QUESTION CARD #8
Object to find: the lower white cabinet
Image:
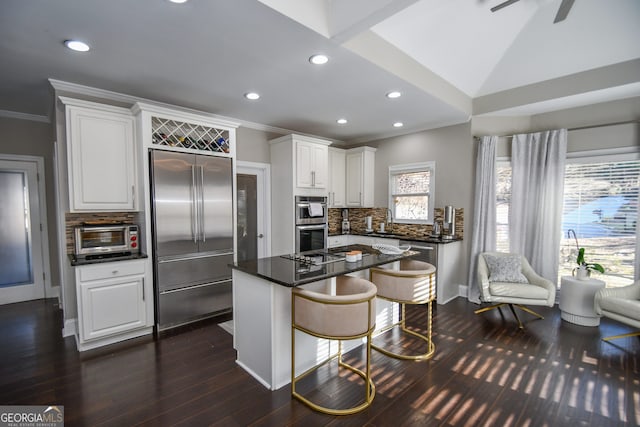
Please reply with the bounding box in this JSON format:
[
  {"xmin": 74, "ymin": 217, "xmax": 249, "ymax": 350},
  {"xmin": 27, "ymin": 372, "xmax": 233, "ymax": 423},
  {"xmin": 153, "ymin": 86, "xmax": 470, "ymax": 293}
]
[{"xmin": 75, "ymin": 259, "xmax": 152, "ymax": 351}]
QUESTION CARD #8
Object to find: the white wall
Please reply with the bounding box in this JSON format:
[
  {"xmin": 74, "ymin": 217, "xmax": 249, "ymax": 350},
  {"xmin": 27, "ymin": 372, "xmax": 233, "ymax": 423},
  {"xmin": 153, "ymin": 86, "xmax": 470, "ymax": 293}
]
[
  {"xmin": 0, "ymin": 117, "xmax": 59, "ymax": 295},
  {"xmin": 364, "ymin": 121, "xmax": 475, "ymax": 289},
  {"xmin": 236, "ymin": 127, "xmax": 282, "ymax": 163}
]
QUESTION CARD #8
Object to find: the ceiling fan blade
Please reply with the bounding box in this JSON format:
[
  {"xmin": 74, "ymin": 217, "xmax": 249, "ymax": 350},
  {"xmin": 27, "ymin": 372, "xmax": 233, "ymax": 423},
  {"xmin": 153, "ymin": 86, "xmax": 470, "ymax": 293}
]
[
  {"xmin": 490, "ymin": 0, "xmax": 520, "ymax": 13},
  {"xmin": 553, "ymin": 0, "xmax": 575, "ymax": 23}
]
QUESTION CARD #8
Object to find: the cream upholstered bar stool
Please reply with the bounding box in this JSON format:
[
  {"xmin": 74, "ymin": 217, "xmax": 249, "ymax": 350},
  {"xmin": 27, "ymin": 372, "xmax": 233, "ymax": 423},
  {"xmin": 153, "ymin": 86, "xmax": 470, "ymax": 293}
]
[
  {"xmin": 291, "ymin": 275, "xmax": 377, "ymax": 416},
  {"xmin": 369, "ymin": 259, "xmax": 436, "ymax": 361}
]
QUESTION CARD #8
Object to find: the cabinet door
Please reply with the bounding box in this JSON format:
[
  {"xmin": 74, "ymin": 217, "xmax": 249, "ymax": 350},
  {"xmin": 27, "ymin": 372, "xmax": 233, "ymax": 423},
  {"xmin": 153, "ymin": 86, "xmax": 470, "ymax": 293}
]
[
  {"xmin": 295, "ymin": 142, "xmax": 313, "ymax": 188},
  {"xmin": 310, "ymin": 143, "xmax": 328, "ymax": 188},
  {"xmin": 68, "ymin": 106, "xmax": 136, "ymax": 210},
  {"xmin": 345, "ymin": 152, "xmax": 363, "ymax": 206},
  {"xmin": 328, "ymin": 148, "xmax": 345, "ymax": 207},
  {"xmin": 79, "ymin": 276, "xmax": 146, "ymax": 341}
]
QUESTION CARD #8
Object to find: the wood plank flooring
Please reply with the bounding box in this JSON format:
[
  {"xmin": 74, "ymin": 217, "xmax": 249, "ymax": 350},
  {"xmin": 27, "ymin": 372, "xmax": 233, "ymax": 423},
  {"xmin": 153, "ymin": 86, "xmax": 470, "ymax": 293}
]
[{"xmin": 0, "ymin": 297, "xmax": 638, "ymax": 426}]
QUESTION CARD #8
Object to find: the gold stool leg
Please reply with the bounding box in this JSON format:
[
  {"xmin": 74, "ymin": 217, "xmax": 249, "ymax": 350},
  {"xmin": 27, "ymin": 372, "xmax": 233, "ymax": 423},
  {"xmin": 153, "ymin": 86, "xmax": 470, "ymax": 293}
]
[
  {"xmin": 373, "ymin": 301, "xmax": 435, "ymax": 361},
  {"xmin": 602, "ymin": 331, "xmax": 640, "ymax": 341}
]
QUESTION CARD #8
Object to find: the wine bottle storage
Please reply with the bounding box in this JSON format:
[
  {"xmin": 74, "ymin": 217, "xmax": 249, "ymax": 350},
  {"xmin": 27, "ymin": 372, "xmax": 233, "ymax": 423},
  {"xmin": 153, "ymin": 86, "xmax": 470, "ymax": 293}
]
[{"xmin": 151, "ymin": 116, "xmax": 230, "ymax": 153}]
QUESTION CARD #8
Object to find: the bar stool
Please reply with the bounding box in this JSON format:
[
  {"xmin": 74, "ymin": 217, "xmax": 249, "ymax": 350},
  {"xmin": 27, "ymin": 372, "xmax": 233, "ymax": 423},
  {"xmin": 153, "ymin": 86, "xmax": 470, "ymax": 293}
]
[
  {"xmin": 369, "ymin": 259, "xmax": 436, "ymax": 361},
  {"xmin": 291, "ymin": 275, "xmax": 377, "ymax": 415}
]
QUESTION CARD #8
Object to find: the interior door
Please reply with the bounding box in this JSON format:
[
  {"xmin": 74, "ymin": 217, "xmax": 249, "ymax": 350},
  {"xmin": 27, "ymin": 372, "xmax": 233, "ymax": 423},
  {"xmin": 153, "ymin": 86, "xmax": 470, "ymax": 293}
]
[
  {"xmin": 237, "ymin": 174, "xmax": 258, "ymax": 262},
  {"xmin": 237, "ymin": 163, "xmax": 270, "ymax": 260},
  {"xmin": 0, "ymin": 159, "xmax": 45, "ymax": 304}
]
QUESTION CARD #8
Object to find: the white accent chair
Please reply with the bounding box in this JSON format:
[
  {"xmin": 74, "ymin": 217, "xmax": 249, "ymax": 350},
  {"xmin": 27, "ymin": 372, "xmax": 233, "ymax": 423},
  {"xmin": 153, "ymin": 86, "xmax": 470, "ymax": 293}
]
[
  {"xmin": 594, "ymin": 281, "xmax": 640, "ymax": 341},
  {"xmin": 475, "ymin": 252, "xmax": 556, "ymax": 329}
]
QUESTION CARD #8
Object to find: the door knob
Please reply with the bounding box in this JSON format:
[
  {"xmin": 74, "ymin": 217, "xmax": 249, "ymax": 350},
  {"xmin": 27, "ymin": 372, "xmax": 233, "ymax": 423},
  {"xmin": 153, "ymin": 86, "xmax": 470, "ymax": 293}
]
[{"xmin": 258, "ymin": 234, "xmax": 264, "ymax": 238}]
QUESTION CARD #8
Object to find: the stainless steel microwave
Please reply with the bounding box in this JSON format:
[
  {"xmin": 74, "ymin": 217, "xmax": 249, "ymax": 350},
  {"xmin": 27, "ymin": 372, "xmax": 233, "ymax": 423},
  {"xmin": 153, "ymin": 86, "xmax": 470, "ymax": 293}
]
[{"xmin": 74, "ymin": 224, "xmax": 140, "ymax": 257}]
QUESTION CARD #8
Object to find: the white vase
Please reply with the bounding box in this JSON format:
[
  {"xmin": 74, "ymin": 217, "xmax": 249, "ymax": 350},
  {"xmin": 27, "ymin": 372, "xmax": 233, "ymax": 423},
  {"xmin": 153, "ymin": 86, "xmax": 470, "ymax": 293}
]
[{"xmin": 572, "ymin": 266, "xmax": 590, "ymax": 281}]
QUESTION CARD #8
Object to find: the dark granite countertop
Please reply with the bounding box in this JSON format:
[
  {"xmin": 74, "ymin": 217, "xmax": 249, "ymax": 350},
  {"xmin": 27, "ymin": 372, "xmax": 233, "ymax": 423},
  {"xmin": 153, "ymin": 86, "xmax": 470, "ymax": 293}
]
[
  {"xmin": 69, "ymin": 252, "xmax": 148, "ymax": 266},
  {"xmin": 328, "ymin": 232, "xmax": 462, "ymax": 244},
  {"xmin": 231, "ymin": 245, "xmax": 419, "ymax": 287}
]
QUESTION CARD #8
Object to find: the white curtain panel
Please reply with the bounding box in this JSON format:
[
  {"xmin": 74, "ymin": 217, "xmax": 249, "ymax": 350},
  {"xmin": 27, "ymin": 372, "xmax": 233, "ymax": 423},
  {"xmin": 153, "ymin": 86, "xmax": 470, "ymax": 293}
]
[
  {"xmin": 467, "ymin": 136, "xmax": 497, "ymax": 303},
  {"xmin": 635, "ymin": 195, "xmax": 640, "ymax": 281},
  {"xmin": 510, "ymin": 129, "xmax": 567, "ymax": 283}
]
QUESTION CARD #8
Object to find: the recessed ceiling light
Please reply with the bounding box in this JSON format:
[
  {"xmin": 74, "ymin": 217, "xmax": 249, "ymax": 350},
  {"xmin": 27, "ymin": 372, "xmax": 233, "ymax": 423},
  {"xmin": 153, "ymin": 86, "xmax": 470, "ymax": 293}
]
[
  {"xmin": 309, "ymin": 54, "xmax": 329, "ymax": 65},
  {"xmin": 244, "ymin": 92, "xmax": 260, "ymax": 100},
  {"xmin": 337, "ymin": 118, "xmax": 348, "ymax": 124},
  {"xmin": 386, "ymin": 91, "xmax": 402, "ymax": 99},
  {"xmin": 169, "ymin": 0, "xmax": 188, "ymax": 3},
  {"xmin": 64, "ymin": 40, "xmax": 90, "ymax": 52},
  {"xmin": 393, "ymin": 122, "xmax": 404, "ymax": 128}
]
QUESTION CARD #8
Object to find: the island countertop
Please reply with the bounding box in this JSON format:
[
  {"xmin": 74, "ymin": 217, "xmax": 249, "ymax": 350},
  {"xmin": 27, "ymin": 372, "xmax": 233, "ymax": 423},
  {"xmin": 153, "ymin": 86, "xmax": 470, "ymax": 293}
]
[{"xmin": 231, "ymin": 245, "xmax": 418, "ymax": 287}]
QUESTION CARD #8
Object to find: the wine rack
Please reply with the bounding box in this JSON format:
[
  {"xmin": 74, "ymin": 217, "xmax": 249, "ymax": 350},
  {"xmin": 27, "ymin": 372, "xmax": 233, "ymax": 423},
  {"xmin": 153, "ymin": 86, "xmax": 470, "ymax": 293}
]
[{"xmin": 151, "ymin": 116, "xmax": 230, "ymax": 154}]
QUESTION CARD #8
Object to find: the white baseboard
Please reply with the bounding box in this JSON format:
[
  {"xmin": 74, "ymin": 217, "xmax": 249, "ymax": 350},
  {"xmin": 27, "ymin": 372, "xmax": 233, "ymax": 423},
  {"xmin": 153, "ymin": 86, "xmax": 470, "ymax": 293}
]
[
  {"xmin": 62, "ymin": 318, "xmax": 77, "ymax": 338},
  {"xmin": 458, "ymin": 284, "xmax": 468, "ymax": 299}
]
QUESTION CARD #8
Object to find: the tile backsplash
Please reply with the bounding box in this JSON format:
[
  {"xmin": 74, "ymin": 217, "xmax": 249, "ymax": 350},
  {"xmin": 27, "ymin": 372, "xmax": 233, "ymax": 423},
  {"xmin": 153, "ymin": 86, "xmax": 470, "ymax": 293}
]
[
  {"xmin": 329, "ymin": 207, "xmax": 464, "ymax": 240},
  {"xmin": 65, "ymin": 212, "xmax": 142, "ymax": 254}
]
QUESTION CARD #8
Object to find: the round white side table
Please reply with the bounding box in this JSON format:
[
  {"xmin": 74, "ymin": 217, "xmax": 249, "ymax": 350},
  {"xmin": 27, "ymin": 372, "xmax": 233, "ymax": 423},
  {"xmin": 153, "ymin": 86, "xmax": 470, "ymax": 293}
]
[{"xmin": 559, "ymin": 276, "xmax": 606, "ymax": 326}]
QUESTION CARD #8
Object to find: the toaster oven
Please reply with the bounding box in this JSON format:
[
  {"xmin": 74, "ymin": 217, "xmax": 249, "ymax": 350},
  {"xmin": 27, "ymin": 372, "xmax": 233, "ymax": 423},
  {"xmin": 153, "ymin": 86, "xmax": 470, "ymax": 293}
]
[{"xmin": 74, "ymin": 224, "xmax": 140, "ymax": 258}]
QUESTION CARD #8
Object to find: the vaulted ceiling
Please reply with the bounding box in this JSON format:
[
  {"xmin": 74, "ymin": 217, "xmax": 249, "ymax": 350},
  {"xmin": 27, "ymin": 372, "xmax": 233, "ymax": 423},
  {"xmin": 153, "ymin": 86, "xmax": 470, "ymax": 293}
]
[{"xmin": 0, "ymin": 0, "xmax": 638, "ymax": 143}]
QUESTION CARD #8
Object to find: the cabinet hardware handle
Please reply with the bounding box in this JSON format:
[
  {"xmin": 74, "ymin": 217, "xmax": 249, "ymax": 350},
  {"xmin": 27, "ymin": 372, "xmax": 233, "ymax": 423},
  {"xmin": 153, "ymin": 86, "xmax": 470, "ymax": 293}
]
[
  {"xmin": 141, "ymin": 278, "xmax": 145, "ymax": 301},
  {"xmin": 112, "ymin": 270, "xmax": 118, "ymax": 274},
  {"xmin": 131, "ymin": 185, "xmax": 135, "ymax": 206},
  {"xmin": 311, "ymin": 171, "xmax": 315, "ymax": 187},
  {"xmin": 258, "ymin": 234, "xmax": 264, "ymax": 238},
  {"xmin": 191, "ymin": 165, "xmax": 197, "ymax": 243},
  {"xmin": 200, "ymin": 165, "xmax": 206, "ymax": 242}
]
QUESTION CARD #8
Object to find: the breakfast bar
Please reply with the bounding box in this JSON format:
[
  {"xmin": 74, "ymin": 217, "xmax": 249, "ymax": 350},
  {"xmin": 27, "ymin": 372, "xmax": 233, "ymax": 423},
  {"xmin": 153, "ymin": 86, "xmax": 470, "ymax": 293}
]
[{"xmin": 230, "ymin": 245, "xmax": 418, "ymax": 390}]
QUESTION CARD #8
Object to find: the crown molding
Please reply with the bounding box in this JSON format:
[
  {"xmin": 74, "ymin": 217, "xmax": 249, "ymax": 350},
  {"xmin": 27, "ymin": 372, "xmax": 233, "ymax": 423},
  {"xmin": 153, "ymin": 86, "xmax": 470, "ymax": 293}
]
[
  {"xmin": 48, "ymin": 79, "xmax": 343, "ymax": 142},
  {"xmin": 0, "ymin": 109, "xmax": 50, "ymax": 123}
]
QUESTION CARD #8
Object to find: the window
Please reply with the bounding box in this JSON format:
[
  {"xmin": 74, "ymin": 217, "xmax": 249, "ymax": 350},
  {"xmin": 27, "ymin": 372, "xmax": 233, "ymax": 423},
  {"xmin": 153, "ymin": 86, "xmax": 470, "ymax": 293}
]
[
  {"xmin": 389, "ymin": 162, "xmax": 435, "ymax": 224},
  {"xmin": 559, "ymin": 158, "xmax": 639, "ymax": 287},
  {"xmin": 495, "ymin": 152, "xmax": 639, "ymax": 287}
]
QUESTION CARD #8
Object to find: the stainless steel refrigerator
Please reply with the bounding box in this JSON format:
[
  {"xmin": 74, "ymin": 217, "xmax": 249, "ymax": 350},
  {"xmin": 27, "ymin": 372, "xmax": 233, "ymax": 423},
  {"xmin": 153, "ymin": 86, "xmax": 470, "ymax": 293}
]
[{"xmin": 150, "ymin": 149, "xmax": 233, "ymax": 331}]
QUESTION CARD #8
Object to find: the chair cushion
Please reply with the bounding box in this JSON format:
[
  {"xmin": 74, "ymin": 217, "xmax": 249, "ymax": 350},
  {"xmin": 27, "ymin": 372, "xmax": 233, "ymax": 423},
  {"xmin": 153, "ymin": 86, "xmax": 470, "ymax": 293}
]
[
  {"xmin": 598, "ymin": 297, "xmax": 640, "ymax": 322},
  {"xmin": 484, "ymin": 254, "xmax": 528, "ymax": 284},
  {"xmin": 489, "ymin": 282, "xmax": 549, "ymax": 299}
]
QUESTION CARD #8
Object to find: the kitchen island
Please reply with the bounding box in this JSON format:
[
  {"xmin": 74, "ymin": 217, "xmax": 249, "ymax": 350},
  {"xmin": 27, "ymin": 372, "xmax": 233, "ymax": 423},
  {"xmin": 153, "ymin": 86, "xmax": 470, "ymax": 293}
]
[{"xmin": 231, "ymin": 245, "xmax": 418, "ymax": 390}]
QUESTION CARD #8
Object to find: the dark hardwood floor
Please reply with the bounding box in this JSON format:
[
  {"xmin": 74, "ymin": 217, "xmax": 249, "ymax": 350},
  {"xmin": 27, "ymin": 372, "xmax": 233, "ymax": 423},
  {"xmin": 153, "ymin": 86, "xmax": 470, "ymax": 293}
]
[{"xmin": 1, "ymin": 297, "xmax": 638, "ymax": 426}]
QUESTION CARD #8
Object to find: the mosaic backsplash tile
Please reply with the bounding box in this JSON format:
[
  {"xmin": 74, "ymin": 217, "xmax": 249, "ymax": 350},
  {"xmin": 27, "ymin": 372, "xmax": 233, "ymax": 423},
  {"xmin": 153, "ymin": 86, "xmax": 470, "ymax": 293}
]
[{"xmin": 329, "ymin": 207, "xmax": 463, "ymax": 240}]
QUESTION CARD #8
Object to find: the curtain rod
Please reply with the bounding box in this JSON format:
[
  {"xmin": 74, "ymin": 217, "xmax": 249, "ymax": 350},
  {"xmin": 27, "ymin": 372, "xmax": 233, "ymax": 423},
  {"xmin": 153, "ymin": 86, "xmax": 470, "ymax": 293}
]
[{"xmin": 487, "ymin": 120, "xmax": 640, "ymax": 139}]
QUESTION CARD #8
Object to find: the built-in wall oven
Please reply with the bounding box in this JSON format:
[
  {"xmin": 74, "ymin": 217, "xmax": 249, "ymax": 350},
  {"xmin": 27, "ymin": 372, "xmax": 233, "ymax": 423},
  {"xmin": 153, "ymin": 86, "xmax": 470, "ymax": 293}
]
[{"xmin": 294, "ymin": 195, "xmax": 328, "ymax": 252}]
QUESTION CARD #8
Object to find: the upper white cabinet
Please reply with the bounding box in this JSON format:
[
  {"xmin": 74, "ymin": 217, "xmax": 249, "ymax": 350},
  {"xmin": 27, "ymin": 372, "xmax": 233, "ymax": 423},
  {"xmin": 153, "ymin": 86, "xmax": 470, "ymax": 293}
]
[
  {"xmin": 328, "ymin": 147, "xmax": 346, "ymax": 207},
  {"xmin": 295, "ymin": 139, "xmax": 328, "ymax": 189},
  {"xmin": 346, "ymin": 146, "xmax": 376, "ymax": 207},
  {"xmin": 61, "ymin": 97, "xmax": 137, "ymax": 211}
]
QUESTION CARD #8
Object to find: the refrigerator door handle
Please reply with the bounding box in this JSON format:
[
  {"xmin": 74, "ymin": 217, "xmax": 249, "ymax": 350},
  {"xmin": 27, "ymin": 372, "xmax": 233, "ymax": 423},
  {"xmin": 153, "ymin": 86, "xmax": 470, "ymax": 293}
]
[
  {"xmin": 191, "ymin": 165, "xmax": 198, "ymax": 243},
  {"xmin": 200, "ymin": 165, "xmax": 206, "ymax": 242}
]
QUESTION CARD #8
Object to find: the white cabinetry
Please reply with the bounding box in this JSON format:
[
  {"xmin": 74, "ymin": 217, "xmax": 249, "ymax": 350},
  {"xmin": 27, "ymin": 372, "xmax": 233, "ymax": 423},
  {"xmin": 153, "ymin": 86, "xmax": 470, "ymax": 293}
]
[
  {"xmin": 61, "ymin": 97, "xmax": 137, "ymax": 211},
  {"xmin": 346, "ymin": 147, "xmax": 376, "ymax": 207},
  {"xmin": 75, "ymin": 259, "xmax": 152, "ymax": 351},
  {"xmin": 328, "ymin": 147, "xmax": 346, "ymax": 207},
  {"xmin": 295, "ymin": 139, "xmax": 328, "ymax": 189},
  {"xmin": 269, "ymin": 134, "xmax": 332, "ymax": 255}
]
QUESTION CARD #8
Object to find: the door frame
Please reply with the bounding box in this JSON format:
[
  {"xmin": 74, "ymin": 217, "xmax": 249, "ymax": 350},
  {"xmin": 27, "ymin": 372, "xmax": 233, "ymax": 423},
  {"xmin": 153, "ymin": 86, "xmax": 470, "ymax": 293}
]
[
  {"xmin": 0, "ymin": 154, "xmax": 54, "ymax": 302},
  {"xmin": 236, "ymin": 161, "xmax": 271, "ymax": 259}
]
